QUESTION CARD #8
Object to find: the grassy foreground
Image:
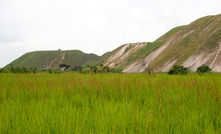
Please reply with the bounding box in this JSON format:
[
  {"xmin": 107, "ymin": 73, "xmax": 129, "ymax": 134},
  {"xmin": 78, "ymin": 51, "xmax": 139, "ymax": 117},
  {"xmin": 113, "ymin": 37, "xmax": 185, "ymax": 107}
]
[{"xmin": 0, "ymin": 73, "xmax": 220, "ymax": 133}]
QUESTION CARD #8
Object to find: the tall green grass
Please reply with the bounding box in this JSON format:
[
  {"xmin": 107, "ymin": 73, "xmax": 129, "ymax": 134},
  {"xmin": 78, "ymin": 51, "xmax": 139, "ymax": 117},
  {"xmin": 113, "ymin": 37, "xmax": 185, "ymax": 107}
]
[{"xmin": 0, "ymin": 73, "xmax": 220, "ymax": 133}]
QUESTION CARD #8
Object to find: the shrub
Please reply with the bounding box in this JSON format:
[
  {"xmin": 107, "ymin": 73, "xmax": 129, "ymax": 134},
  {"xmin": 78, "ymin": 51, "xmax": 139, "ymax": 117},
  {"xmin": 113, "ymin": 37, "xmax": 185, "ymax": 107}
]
[
  {"xmin": 0, "ymin": 68, "xmax": 4, "ymax": 73},
  {"xmin": 102, "ymin": 66, "xmax": 110, "ymax": 73},
  {"xmin": 22, "ymin": 67, "xmax": 31, "ymax": 74},
  {"xmin": 49, "ymin": 69, "xmax": 52, "ymax": 74},
  {"xmin": 71, "ymin": 66, "xmax": 83, "ymax": 72},
  {"xmin": 32, "ymin": 67, "xmax": 38, "ymax": 74},
  {"xmin": 197, "ymin": 65, "xmax": 211, "ymax": 75},
  {"xmin": 168, "ymin": 65, "xmax": 189, "ymax": 75},
  {"xmin": 109, "ymin": 68, "xmax": 123, "ymax": 73}
]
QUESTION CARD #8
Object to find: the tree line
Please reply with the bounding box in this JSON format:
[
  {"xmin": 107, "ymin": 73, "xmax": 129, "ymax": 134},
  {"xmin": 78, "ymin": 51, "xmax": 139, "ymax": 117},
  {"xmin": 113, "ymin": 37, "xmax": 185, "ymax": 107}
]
[
  {"xmin": 0, "ymin": 64, "xmax": 123, "ymax": 74},
  {"xmin": 0, "ymin": 64, "xmax": 38, "ymax": 74},
  {"xmin": 0, "ymin": 64, "xmax": 212, "ymax": 75},
  {"xmin": 167, "ymin": 64, "xmax": 211, "ymax": 75}
]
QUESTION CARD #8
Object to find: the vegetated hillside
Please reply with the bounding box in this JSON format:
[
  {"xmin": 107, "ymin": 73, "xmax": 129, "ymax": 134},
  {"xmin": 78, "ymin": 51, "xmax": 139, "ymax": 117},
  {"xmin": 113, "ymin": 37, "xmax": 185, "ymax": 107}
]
[
  {"xmin": 97, "ymin": 42, "xmax": 163, "ymax": 68},
  {"xmin": 5, "ymin": 50, "xmax": 99, "ymax": 70},
  {"xmin": 99, "ymin": 14, "xmax": 221, "ymax": 72}
]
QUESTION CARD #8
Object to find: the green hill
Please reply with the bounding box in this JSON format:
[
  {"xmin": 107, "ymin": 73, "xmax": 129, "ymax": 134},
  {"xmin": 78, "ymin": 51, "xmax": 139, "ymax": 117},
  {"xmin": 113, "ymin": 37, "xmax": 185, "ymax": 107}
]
[
  {"xmin": 97, "ymin": 14, "xmax": 221, "ymax": 72},
  {"xmin": 5, "ymin": 50, "xmax": 98, "ymax": 70}
]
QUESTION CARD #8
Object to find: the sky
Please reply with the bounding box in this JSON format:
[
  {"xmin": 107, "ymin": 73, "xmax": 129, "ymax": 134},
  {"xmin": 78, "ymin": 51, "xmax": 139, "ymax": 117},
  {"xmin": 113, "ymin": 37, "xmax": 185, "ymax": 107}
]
[{"xmin": 0, "ymin": 0, "xmax": 220, "ymax": 67}]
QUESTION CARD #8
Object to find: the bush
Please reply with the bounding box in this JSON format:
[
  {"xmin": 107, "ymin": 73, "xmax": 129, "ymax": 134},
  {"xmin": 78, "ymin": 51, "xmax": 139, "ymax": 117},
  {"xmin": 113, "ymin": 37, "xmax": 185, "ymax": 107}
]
[
  {"xmin": 109, "ymin": 68, "xmax": 123, "ymax": 73},
  {"xmin": 71, "ymin": 66, "xmax": 83, "ymax": 72},
  {"xmin": 32, "ymin": 67, "xmax": 38, "ymax": 74},
  {"xmin": 168, "ymin": 65, "xmax": 189, "ymax": 75},
  {"xmin": 49, "ymin": 69, "xmax": 52, "ymax": 74},
  {"xmin": 22, "ymin": 67, "xmax": 31, "ymax": 74},
  {"xmin": 197, "ymin": 65, "xmax": 211, "ymax": 75},
  {"xmin": 0, "ymin": 68, "xmax": 4, "ymax": 73}
]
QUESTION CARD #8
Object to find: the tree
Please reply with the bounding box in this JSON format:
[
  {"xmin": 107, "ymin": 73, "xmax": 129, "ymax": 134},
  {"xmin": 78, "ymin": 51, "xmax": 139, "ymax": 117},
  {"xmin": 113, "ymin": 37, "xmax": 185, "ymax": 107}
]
[
  {"xmin": 102, "ymin": 66, "xmax": 110, "ymax": 73},
  {"xmin": 197, "ymin": 65, "xmax": 211, "ymax": 75},
  {"xmin": 59, "ymin": 64, "xmax": 70, "ymax": 71},
  {"xmin": 10, "ymin": 64, "xmax": 16, "ymax": 73},
  {"xmin": 90, "ymin": 65, "xmax": 98, "ymax": 73},
  {"xmin": 168, "ymin": 65, "xmax": 189, "ymax": 75},
  {"xmin": 49, "ymin": 69, "xmax": 52, "ymax": 74},
  {"xmin": 0, "ymin": 68, "xmax": 4, "ymax": 73},
  {"xmin": 71, "ymin": 66, "xmax": 83, "ymax": 72},
  {"xmin": 22, "ymin": 67, "xmax": 30, "ymax": 74},
  {"xmin": 145, "ymin": 66, "xmax": 155, "ymax": 76},
  {"xmin": 30, "ymin": 67, "xmax": 38, "ymax": 74},
  {"xmin": 109, "ymin": 68, "xmax": 123, "ymax": 73}
]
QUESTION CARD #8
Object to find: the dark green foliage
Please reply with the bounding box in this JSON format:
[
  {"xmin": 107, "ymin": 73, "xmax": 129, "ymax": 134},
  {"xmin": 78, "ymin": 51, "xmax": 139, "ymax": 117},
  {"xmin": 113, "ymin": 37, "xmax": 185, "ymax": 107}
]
[
  {"xmin": 9, "ymin": 64, "xmax": 16, "ymax": 73},
  {"xmin": 48, "ymin": 69, "xmax": 52, "ymax": 74},
  {"xmin": 22, "ymin": 67, "xmax": 31, "ymax": 74},
  {"xmin": 109, "ymin": 68, "xmax": 123, "ymax": 73},
  {"xmin": 2, "ymin": 65, "xmax": 38, "ymax": 74},
  {"xmin": 82, "ymin": 65, "xmax": 118, "ymax": 74},
  {"xmin": 59, "ymin": 64, "xmax": 70, "ymax": 68},
  {"xmin": 197, "ymin": 65, "xmax": 211, "ymax": 75},
  {"xmin": 89, "ymin": 65, "xmax": 121, "ymax": 73},
  {"xmin": 0, "ymin": 68, "xmax": 5, "ymax": 73},
  {"xmin": 71, "ymin": 66, "xmax": 83, "ymax": 72},
  {"xmin": 9, "ymin": 65, "xmax": 24, "ymax": 73},
  {"xmin": 32, "ymin": 67, "xmax": 38, "ymax": 74},
  {"xmin": 168, "ymin": 65, "xmax": 189, "ymax": 75},
  {"xmin": 59, "ymin": 64, "xmax": 71, "ymax": 71},
  {"xmin": 8, "ymin": 64, "xmax": 38, "ymax": 74},
  {"xmin": 102, "ymin": 66, "xmax": 110, "ymax": 73},
  {"xmin": 90, "ymin": 65, "xmax": 98, "ymax": 73},
  {"xmin": 47, "ymin": 69, "xmax": 62, "ymax": 74}
]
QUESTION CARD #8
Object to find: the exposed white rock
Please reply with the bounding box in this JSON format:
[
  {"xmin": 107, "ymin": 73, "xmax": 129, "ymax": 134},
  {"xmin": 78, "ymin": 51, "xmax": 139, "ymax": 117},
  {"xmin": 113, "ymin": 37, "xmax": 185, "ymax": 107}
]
[
  {"xmin": 182, "ymin": 42, "xmax": 221, "ymax": 72},
  {"xmin": 123, "ymin": 40, "xmax": 172, "ymax": 73},
  {"xmin": 104, "ymin": 43, "xmax": 146, "ymax": 68}
]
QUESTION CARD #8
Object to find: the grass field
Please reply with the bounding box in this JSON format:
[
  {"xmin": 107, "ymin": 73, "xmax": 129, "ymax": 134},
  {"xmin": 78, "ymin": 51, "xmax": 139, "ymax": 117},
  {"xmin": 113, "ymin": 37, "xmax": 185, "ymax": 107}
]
[{"xmin": 0, "ymin": 73, "xmax": 220, "ymax": 133}]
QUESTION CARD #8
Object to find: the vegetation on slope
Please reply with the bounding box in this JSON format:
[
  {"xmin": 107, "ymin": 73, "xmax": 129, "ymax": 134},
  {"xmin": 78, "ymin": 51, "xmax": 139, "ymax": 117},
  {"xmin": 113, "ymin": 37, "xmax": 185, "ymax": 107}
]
[
  {"xmin": 5, "ymin": 50, "xmax": 98, "ymax": 70},
  {"xmin": 156, "ymin": 26, "xmax": 185, "ymax": 42},
  {"xmin": 126, "ymin": 42, "xmax": 163, "ymax": 65},
  {"xmin": 148, "ymin": 14, "xmax": 221, "ymax": 70}
]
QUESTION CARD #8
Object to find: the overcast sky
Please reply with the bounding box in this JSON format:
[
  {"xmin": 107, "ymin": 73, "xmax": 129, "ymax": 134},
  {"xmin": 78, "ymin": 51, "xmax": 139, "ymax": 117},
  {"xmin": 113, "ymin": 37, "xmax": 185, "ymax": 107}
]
[{"xmin": 0, "ymin": 0, "xmax": 220, "ymax": 67}]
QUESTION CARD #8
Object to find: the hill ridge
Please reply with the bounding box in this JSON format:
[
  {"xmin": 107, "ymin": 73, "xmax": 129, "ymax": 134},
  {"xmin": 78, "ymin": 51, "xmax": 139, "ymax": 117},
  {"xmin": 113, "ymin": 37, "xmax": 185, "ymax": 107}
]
[
  {"xmin": 5, "ymin": 14, "xmax": 221, "ymax": 72},
  {"xmin": 99, "ymin": 14, "xmax": 221, "ymax": 72},
  {"xmin": 5, "ymin": 49, "xmax": 99, "ymax": 70}
]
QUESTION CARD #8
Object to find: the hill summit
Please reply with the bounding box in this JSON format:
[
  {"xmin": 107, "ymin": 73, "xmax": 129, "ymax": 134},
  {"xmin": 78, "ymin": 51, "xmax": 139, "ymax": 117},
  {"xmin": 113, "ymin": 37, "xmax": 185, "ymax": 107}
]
[{"xmin": 5, "ymin": 50, "xmax": 98, "ymax": 70}]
